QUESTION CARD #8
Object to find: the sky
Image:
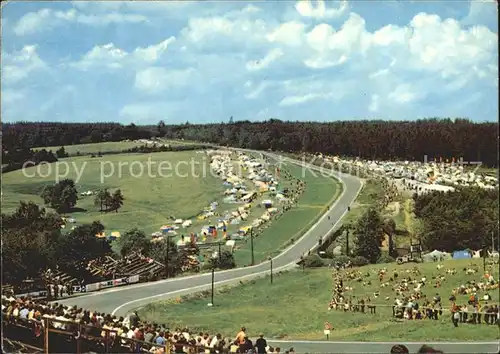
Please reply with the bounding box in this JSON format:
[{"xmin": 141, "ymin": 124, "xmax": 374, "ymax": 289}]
[{"xmin": 1, "ymin": 0, "xmax": 498, "ymax": 125}]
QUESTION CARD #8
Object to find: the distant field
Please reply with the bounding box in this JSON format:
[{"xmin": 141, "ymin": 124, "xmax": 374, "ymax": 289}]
[
  {"xmin": 138, "ymin": 259, "xmax": 499, "ymax": 341},
  {"xmin": 233, "ymin": 161, "xmax": 341, "ymax": 266},
  {"xmin": 32, "ymin": 139, "xmax": 198, "ymax": 156},
  {"xmin": 33, "ymin": 141, "xmax": 142, "ymax": 155},
  {"xmin": 2, "ymin": 151, "xmax": 224, "ymax": 236}
]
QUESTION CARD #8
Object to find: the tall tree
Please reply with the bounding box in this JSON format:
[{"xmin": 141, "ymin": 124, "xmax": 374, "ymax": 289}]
[
  {"xmin": 2, "ymin": 202, "xmax": 63, "ymax": 285},
  {"xmin": 57, "ymin": 221, "xmax": 111, "ymax": 271},
  {"xmin": 94, "ymin": 189, "xmax": 112, "ymax": 212},
  {"xmin": 40, "ymin": 179, "xmax": 78, "ymax": 213},
  {"xmin": 110, "ymin": 189, "xmax": 124, "ymax": 212},
  {"xmin": 157, "ymin": 120, "xmax": 167, "ymax": 136},
  {"xmin": 354, "ymin": 208, "xmax": 383, "ymax": 263},
  {"xmin": 118, "ymin": 228, "xmax": 151, "ymax": 257}
]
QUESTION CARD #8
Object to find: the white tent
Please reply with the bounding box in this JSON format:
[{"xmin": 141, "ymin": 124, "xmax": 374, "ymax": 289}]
[{"xmin": 423, "ymin": 250, "xmax": 450, "ymax": 262}]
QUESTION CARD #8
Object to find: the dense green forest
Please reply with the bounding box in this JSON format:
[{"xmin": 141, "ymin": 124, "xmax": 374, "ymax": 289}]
[
  {"xmin": 2, "ymin": 118, "xmax": 498, "ymax": 166},
  {"xmin": 413, "ymin": 188, "xmax": 499, "ymax": 252}
]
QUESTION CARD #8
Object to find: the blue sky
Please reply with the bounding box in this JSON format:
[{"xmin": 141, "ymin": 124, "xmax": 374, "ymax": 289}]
[{"xmin": 1, "ymin": 0, "xmax": 498, "ymax": 124}]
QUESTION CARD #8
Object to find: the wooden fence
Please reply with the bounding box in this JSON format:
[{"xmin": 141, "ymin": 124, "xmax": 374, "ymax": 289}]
[{"xmin": 2, "ymin": 315, "xmax": 171, "ymax": 354}]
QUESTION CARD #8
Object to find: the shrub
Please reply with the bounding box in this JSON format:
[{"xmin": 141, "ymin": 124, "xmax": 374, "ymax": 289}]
[
  {"xmin": 330, "ymin": 255, "xmax": 352, "ymax": 265},
  {"xmin": 304, "ymin": 254, "xmax": 325, "ymax": 268},
  {"xmin": 351, "ymin": 256, "xmax": 369, "ymax": 267},
  {"xmin": 377, "ymin": 252, "xmax": 396, "ymax": 264}
]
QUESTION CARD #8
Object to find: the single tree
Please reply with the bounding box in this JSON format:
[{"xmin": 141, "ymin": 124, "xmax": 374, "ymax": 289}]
[
  {"xmin": 40, "ymin": 179, "xmax": 78, "ymax": 213},
  {"xmin": 118, "ymin": 228, "xmax": 151, "ymax": 257},
  {"xmin": 94, "ymin": 189, "xmax": 112, "ymax": 212},
  {"xmin": 354, "ymin": 207, "xmax": 383, "ymax": 263},
  {"xmin": 110, "ymin": 189, "xmax": 124, "ymax": 212}
]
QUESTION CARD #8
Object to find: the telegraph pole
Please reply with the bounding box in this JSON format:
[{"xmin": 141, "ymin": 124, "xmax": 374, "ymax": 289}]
[
  {"xmin": 165, "ymin": 236, "xmax": 170, "ymax": 278},
  {"xmin": 345, "ymin": 225, "xmax": 350, "ymax": 256},
  {"xmin": 211, "ymin": 266, "xmax": 215, "ymax": 305},
  {"xmin": 269, "ymin": 257, "xmax": 273, "ymax": 284},
  {"xmin": 250, "ymin": 228, "xmax": 255, "ymax": 266}
]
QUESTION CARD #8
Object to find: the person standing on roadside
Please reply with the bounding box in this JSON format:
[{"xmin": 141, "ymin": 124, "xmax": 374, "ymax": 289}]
[{"xmin": 255, "ymin": 334, "xmax": 267, "ymax": 354}]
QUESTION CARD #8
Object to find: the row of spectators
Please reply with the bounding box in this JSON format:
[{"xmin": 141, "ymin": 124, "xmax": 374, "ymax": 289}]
[{"xmin": 2, "ymin": 296, "xmax": 292, "ymax": 354}]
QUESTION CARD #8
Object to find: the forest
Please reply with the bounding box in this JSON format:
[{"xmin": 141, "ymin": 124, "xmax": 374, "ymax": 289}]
[{"xmin": 2, "ymin": 118, "xmax": 498, "ymax": 166}]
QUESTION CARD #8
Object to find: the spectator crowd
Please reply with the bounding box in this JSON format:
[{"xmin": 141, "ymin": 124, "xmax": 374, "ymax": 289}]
[{"xmin": 2, "ymin": 296, "xmax": 293, "ymax": 354}]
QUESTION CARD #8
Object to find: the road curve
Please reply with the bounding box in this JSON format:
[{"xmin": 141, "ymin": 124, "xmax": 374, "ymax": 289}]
[
  {"xmin": 56, "ymin": 152, "xmax": 499, "ymax": 353},
  {"xmin": 58, "ymin": 151, "xmax": 362, "ymax": 314}
]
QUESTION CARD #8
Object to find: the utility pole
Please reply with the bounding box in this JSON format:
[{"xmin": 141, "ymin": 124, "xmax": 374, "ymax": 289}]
[
  {"xmin": 250, "ymin": 228, "xmax": 255, "ymax": 266},
  {"xmin": 269, "ymin": 257, "xmax": 273, "ymax": 284},
  {"xmin": 211, "ymin": 266, "xmax": 215, "ymax": 305},
  {"xmin": 218, "ymin": 242, "xmax": 222, "ymax": 265},
  {"xmin": 345, "ymin": 225, "xmax": 350, "ymax": 256},
  {"xmin": 165, "ymin": 236, "xmax": 170, "ymax": 278}
]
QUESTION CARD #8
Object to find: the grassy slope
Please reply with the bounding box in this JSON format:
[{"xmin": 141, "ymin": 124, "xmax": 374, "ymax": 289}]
[
  {"xmin": 138, "ymin": 259, "xmax": 499, "ymax": 341},
  {"xmin": 4, "ymin": 147, "xmax": 340, "ymax": 265},
  {"xmin": 2, "ymin": 151, "xmax": 224, "ymax": 236},
  {"xmin": 233, "ymin": 162, "xmax": 342, "ymax": 266},
  {"xmin": 32, "ymin": 139, "xmax": 198, "ymax": 156}
]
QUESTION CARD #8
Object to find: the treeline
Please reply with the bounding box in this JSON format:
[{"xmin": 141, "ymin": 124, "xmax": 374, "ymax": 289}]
[
  {"xmin": 1, "ymin": 122, "xmax": 150, "ymax": 151},
  {"xmin": 161, "ymin": 118, "xmax": 498, "ymax": 166},
  {"xmin": 1, "ymin": 148, "xmax": 59, "ymax": 173},
  {"xmin": 413, "ymin": 188, "xmax": 499, "ymax": 252},
  {"xmin": 3, "ymin": 119, "xmax": 497, "ymax": 166}
]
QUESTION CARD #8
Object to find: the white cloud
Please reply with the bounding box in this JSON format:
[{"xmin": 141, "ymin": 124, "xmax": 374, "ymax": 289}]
[
  {"xmin": 388, "ymin": 84, "xmax": 419, "ymax": 104},
  {"xmin": 246, "ymin": 48, "xmax": 284, "ymax": 71},
  {"xmin": 369, "ymin": 68, "xmax": 390, "ymax": 79},
  {"xmin": 5, "ymin": 2, "xmax": 497, "ymax": 123},
  {"xmin": 2, "ymin": 45, "xmax": 47, "ymax": 84},
  {"xmin": 267, "ymin": 21, "xmax": 307, "ymax": 47},
  {"xmin": 245, "ymin": 82, "xmax": 273, "ymax": 99},
  {"xmin": 304, "ymin": 54, "xmax": 347, "ymax": 69},
  {"xmin": 72, "ymin": 0, "xmax": 194, "ymax": 14},
  {"xmin": 462, "ymin": 0, "xmax": 498, "ymax": 27},
  {"xmin": 295, "ymin": 0, "xmax": 348, "ymax": 19},
  {"xmin": 134, "ymin": 67, "xmax": 194, "ymax": 93},
  {"xmin": 1, "ymin": 89, "xmax": 24, "ymax": 104},
  {"xmin": 279, "ymin": 77, "xmax": 348, "ymax": 106},
  {"xmin": 72, "ymin": 37, "xmax": 175, "ymax": 70},
  {"xmin": 280, "ymin": 92, "xmax": 333, "ymax": 106},
  {"xmin": 182, "ymin": 16, "xmax": 271, "ymax": 45},
  {"xmin": 368, "ymin": 94, "xmax": 380, "ymax": 112},
  {"xmin": 13, "ymin": 8, "xmax": 148, "ymax": 35}
]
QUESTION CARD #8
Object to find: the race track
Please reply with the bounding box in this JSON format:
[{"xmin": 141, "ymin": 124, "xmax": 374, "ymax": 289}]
[
  {"xmin": 56, "ymin": 152, "xmax": 499, "ymax": 353},
  {"xmin": 59, "ymin": 152, "xmax": 362, "ymax": 315}
]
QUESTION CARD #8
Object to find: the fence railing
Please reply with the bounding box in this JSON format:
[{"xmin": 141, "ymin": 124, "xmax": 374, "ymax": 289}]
[{"xmin": 2, "ymin": 314, "xmax": 171, "ymax": 354}]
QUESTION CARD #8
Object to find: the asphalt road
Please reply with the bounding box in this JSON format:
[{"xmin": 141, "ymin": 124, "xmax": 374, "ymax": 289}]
[
  {"xmin": 265, "ymin": 340, "xmax": 499, "ymax": 353},
  {"xmin": 56, "ymin": 152, "xmax": 499, "ymax": 353},
  {"xmin": 59, "ymin": 152, "xmax": 362, "ymax": 315}
]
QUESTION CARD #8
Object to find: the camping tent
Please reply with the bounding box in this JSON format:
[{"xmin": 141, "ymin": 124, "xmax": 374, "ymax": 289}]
[
  {"xmin": 453, "ymin": 250, "xmax": 471, "ymax": 259},
  {"xmin": 423, "ymin": 250, "xmax": 449, "ymax": 262}
]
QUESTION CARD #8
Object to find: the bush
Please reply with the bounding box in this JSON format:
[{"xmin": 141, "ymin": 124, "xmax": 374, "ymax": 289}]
[
  {"xmin": 330, "ymin": 255, "xmax": 352, "ymax": 265},
  {"xmin": 351, "ymin": 256, "xmax": 369, "ymax": 267},
  {"xmin": 304, "ymin": 254, "xmax": 325, "ymax": 268},
  {"xmin": 377, "ymin": 252, "xmax": 396, "ymax": 264}
]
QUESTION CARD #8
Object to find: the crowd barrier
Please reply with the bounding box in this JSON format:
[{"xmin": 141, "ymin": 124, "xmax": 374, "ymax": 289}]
[
  {"xmin": 14, "ymin": 275, "xmax": 141, "ymax": 299},
  {"xmin": 84, "ymin": 275, "xmax": 140, "ymax": 293},
  {"xmin": 2, "ymin": 315, "xmax": 170, "ymax": 354}
]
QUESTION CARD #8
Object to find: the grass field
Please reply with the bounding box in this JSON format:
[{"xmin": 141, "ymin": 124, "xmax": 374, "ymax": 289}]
[
  {"xmin": 4, "ymin": 148, "xmax": 341, "ymax": 265},
  {"xmin": 33, "ymin": 140, "xmax": 197, "ymax": 156},
  {"xmin": 233, "ymin": 161, "xmax": 342, "ymax": 266},
  {"xmin": 2, "ymin": 151, "xmax": 224, "ymax": 236},
  {"xmin": 137, "ymin": 259, "xmax": 499, "ymax": 341}
]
